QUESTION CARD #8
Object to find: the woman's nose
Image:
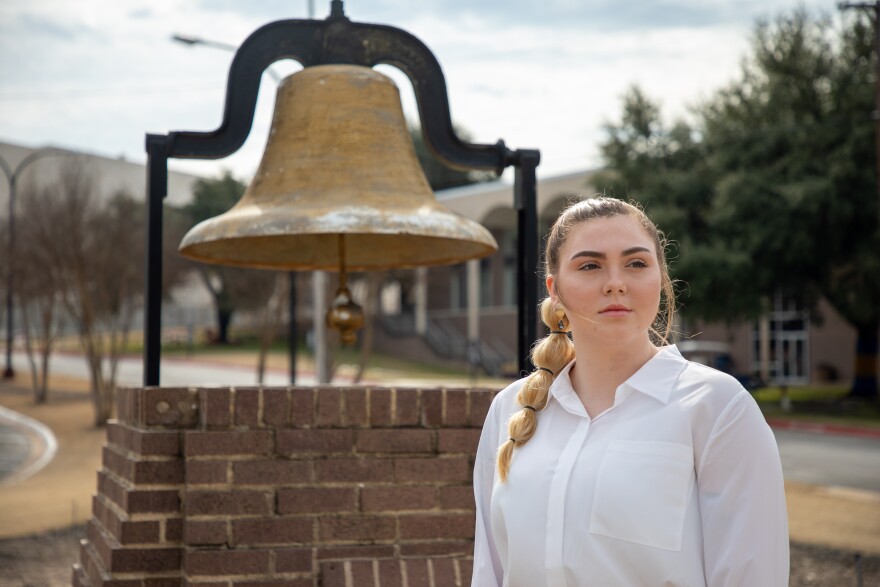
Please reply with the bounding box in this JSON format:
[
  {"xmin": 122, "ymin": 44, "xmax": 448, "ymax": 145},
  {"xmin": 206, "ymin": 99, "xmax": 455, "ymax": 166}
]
[{"xmin": 603, "ymin": 271, "xmax": 626, "ymax": 294}]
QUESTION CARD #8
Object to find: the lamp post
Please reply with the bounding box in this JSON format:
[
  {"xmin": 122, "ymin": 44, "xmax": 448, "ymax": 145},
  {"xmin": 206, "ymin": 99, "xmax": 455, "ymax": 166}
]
[
  {"xmin": 1, "ymin": 148, "xmax": 64, "ymax": 379},
  {"xmin": 144, "ymin": 0, "xmax": 540, "ymax": 386}
]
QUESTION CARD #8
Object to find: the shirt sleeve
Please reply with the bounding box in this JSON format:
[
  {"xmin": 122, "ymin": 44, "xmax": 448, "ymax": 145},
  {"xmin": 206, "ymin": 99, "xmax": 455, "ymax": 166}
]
[
  {"xmin": 471, "ymin": 398, "xmax": 503, "ymax": 587},
  {"xmin": 697, "ymin": 391, "xmax": 790, "ymax": 586}
]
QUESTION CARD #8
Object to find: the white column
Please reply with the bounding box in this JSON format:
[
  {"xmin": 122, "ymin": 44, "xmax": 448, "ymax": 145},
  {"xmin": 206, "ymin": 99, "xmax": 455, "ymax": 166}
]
[
  {"xmin": 313, "ymin": 270, "xmax": 329, "ymax": 384},
  {"xmin": 466, "ymin": 260, "xmax": 481, "ymax": 375},
  {"xmin": 415, "ymin": 267, "xmax": 427, "ymax": 335},
  {"xmin": 467, "ymin": 260, "xmax": 480, "ymax": 341},
  {"xmin": 759, "ymin": 313, "xmax": 771, "ymax": 384}
]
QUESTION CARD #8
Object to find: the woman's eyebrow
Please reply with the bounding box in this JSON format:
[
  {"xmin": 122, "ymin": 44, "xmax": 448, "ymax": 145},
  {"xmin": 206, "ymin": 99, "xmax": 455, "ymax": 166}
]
[{"xmin": 570, "ymin": 246, "xmax": 651, "ymax": 261}]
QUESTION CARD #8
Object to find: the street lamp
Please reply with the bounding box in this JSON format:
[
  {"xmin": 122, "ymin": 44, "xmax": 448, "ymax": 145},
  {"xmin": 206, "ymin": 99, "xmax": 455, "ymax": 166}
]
[
  {"xmin": 144, "ymin": 0, "xmax": 540, "ymax": 386},
  {"xmin": 1, "ymin": 148, "xmax": 65, "ymax": 379}
]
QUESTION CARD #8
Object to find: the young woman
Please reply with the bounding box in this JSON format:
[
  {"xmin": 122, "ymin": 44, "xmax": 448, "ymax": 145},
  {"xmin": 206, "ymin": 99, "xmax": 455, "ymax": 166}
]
[{"xmin": 471, "ymin": 198, "xmax": 789, "ymax": 586}]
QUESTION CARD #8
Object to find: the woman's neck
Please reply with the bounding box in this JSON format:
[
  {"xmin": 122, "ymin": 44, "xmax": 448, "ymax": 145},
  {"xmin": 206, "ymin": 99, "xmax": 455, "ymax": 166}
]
[{"xmin": 568, "ymin": 335, "xmax": 659, "ymax": 417}]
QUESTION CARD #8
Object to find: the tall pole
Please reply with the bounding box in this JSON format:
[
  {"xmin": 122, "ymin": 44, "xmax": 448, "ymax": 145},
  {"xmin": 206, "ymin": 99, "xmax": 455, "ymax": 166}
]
[{"xmin": 0, "ymin": 148, "xmax": 64, "ymax": 379}]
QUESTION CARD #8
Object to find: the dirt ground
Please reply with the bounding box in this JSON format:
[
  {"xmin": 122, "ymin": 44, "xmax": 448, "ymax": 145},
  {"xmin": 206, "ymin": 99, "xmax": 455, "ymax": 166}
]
[{"xmin": 1, "ymin": 367, "xmax": 879, "ymax": 586}]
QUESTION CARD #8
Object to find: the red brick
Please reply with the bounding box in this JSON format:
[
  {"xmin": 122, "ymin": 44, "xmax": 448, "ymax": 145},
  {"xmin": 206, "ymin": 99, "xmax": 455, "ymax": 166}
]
[
  {"xmin": 165, "ymin": 517, "xmax": 183, "ymax": 542},
  {"xmin": 232, "ymin": 517, "xmax": 313, "ymax": 546},
  {"xmin": 315, "ymin": 545, "xmax": 395, "ymax": 560},
  {"xmin": 348, "ymin": 561, "xmax": 376, "ymax": 587},
  {"xmin": 276, "ymin": 430, "xmax": 352, "ymax": 454},
  {"xmin": 315, "ymin": 458, "xmax": 393, "ymax": 483},
  {"xmin": 342, "ymin": 388, "xmax": 368, "ymax": 427},
  {"xmin": 355, "ymin": 429, "xmax": 433, "ymax": 454},
  {"xmin": 186, "ymin": 460, "xmax": 228, "ymax": 484},
  {"xmin": 127, "ymin": 489, "xmax": 180, "ymax": 514},
  {"xmin": 289, "ymin": 388, "xmax": 314, "ymax": 427},
  {"xmin": 430, "ymin": 558, "xmax": 460, "ymax": 587},
  {"xmin": 319, "ymin": 562, "xmax": 347, "ymax": 587},
  {"xmin": 133, "ymin": 459, "xmax": 184, "ymax": 485},
  {"xmin": 92, "ymin": 495, "xmax": 160, "ymax": 544},
  {"xmin": 185, "ymin": 582, "xmax": 226, "ymax": 587},
  {"xmin": 404, "ymin": 559, "xmax": 430, "ymax": 586},
  {"xmin": 277, "ymin": 487, "xmax": 355, "ymax": 514},
  {"xmin": 143, "ymin": 579, "xmax": 181, "ymax": 587},
  {"xmin": 319, "ymin": 515, "xmax": 395, "ymax": 542},
  {"xmin": 394, "ymin": 457, "xmax": 471, "ymax": 483},
  {"xmin": 234, "ymin": 388, "xmax": 260, "ymax": 426},
  {"xmin": 108, "ymin": 545, "xmax": 181, "ymax": 573},
  {"xmin": 368, "ymin": 389, "xmax": 392, "ymax": 426},
  {"xmin": 273, "ymin": 547, "xmax": 312, "ymax": 573},
  {"xmin": 421, "ymin": 389, "xmax": 442, "ymax": 427},
  {"xmin": 184, "ymin": 430, "xmax": 272, "ymax": 456},
  {"xmin": 102, "ymin": 446, "xmax": 132, "ymax": 480},
  {"xmin": 232, "ymin": 459, "xmax": 311, "ymax": 485},
  {"xmin": 395, "ymin": 389, "xmax": 420, "ymax": 426},
  {"xmin": 440, "ymin": 485, "xmax": 475, "ymax": 511},
  {"xmin": 437, "ymin": 429, "xmax": 481, "ymax": 454},
  {"xmin": 185, "ymin": 550, "xmax": 270, "ymax": 576},
  {"xmin": 316, "ymin": 388, "xmax": 343, "ymax": 427},
  {"xmin": 184, "ymin": 520, "xmax": 227, "ymax": 545},
  {"xmin": 399, "ymin": 513, "xmax": 474, "ymax": 540},
  {"xmin": 143, "ymin": 388, "xmax": 199, "ymax": 428},
  {"xmin": 469, "ymin": 390, "xmax": 494, "ymax": 425},
  {"xmin": 185, "ymin": 490, "xmax": 271, "ymax": 516},
  {"xmin": 399, "ymin": 541, "xmax": 473, "ymax": 557},
  {"xmin": 233, "ymin": 581, "xmax": 312, "ymax": 587},
  {"xmin": 116, "ymin": 387, "xmax": 137, "ymax": 425},
  {"xmin": 361, "ymin": 487, "xmax": 436, "ymax": 512},
  {"xmin": 135, "ymin": 429, "xmax": 182, "ymax": 456},
  {"xmin": 264, "ymin": 388, "xmax": 289, "ymax": 427},
  {"xmin": 443, "ymin": 389, "xmax": 469, "ymax": 426},
  {"xmin": 376, "ymin": 559, "xmax": 404, "ymax": 587},
  {"xmin": 458, "ymin": 559, "xmax": 473, "ymax": 585},
  {"xmin": 201, "ymin": 388, "xmax": 231, "ymax": 428}
]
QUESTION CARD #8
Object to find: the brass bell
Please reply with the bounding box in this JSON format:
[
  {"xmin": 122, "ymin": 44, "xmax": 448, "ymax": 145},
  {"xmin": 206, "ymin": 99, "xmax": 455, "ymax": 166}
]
[
  {"xmin": 178, "ymin": 64, "xmax": 497, "ymax": 270},
  {"xmin": 178, "ymin": 64, "xmax": 498, "ymax": 343}
]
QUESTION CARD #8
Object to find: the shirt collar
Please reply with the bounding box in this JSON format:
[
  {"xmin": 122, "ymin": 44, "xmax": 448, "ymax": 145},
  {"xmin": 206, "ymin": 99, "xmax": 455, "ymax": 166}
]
[
  {"xmin": 549, "ymin": 344, "xmax": 687, "ymax": 410},
  {"xmin": 622, "ymin": 344, "xmax": 688, "ymax": 404}
]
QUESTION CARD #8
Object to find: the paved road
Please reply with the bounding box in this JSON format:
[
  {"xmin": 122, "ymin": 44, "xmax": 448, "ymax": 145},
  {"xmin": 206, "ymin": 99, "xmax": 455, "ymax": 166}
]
[
  {"xmin": 0, "ymin": 422, "xmax": 30, "ymax": 481},
  {"xmin": 10, "ymin": 351, "xmax": 300, "ymax": 388},
  {"xmin": 774, "ymin": 428, "xmax": 880, "ymax": 493}
]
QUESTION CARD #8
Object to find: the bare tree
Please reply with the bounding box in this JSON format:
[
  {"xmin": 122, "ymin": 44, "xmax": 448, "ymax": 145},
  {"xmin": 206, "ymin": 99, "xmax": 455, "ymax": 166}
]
[
  {"xmin": 19, "ymin": 160, "xmax": 185, "ymax": 425},
  {"xmin": 13, "ymin": 184, "xmax": 65, "ymax": 402}
]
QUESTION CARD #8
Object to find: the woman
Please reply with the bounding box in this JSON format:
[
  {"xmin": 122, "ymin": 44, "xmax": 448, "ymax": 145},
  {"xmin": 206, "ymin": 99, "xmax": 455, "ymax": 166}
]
[{"xmin": 471, "ymin": 198, "xmax": 789, "ymax": 586}]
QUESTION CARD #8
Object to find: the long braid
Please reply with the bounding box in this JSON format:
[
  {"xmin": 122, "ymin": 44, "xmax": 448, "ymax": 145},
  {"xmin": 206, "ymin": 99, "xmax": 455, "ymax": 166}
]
[{"xmin": 496, "ymin": 298, "xmax": 575, "ymax": 482}]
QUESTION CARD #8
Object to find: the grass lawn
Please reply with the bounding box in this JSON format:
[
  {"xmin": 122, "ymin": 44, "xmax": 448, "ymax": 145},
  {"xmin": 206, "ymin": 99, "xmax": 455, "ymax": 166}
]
[{"xmin": 753, "ymin": 385, "xmax": 880, "ymax": 429}]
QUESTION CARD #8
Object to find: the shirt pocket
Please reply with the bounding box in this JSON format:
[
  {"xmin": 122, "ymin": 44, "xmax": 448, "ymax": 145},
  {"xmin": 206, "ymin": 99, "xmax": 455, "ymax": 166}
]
[{"xmin": 589, "ymin": 440, "xmax": 694, "ymax": 551}]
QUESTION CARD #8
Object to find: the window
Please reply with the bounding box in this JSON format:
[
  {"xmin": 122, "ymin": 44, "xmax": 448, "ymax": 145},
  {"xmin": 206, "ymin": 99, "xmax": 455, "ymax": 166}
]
[{"xmin": 751, "ymin": 293, "xmax": 809, "ymax": 385}]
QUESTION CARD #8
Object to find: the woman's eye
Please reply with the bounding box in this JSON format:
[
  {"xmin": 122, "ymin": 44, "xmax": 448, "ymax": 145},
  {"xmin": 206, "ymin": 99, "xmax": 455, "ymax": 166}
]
[
  {"xmin": 579, "ymin": 262, "xmax": 600, "ymax": 271},
  {"xmin": 627, "ymin": 259, "xmax": 648, "ymax": 268}
]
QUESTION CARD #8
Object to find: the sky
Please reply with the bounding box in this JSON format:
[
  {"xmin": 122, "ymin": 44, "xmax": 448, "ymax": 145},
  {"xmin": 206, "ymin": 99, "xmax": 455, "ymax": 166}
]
[{"xmin": 0, "ymin": 0, "xmax": 835, "ymax": 183}]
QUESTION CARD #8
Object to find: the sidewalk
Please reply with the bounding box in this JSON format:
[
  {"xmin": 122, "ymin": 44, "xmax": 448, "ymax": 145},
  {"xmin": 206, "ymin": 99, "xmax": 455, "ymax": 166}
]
[{"xmin": 1, "ymin": 363, "xmax": 879, "ymax": 554}]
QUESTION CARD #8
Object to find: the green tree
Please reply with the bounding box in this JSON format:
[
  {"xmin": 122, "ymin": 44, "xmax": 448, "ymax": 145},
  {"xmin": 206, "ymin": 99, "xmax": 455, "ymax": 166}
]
[
  {"xmin": 182, "ymin": 171, "xmax": 278, "ymax": 344},
  {"xmin": 598, "ymin": 10, "xmax": 878, "ymax": 398}
]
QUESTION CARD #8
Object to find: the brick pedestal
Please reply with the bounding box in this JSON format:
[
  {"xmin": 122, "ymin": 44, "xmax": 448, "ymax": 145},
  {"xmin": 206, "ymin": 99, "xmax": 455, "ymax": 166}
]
[{"xmin": 72, "ymin": 384, "xmax": 495, "ymax": 587}]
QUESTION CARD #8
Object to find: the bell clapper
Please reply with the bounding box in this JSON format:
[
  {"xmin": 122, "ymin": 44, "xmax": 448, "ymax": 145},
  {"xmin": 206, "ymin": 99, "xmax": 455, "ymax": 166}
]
[{"xmin": 326, "ymin": 234, "xmax": 365, "ymax": 345}]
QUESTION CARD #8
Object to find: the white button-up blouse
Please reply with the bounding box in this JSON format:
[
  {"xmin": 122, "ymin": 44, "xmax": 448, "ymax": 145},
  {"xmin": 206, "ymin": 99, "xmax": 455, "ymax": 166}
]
[{"xmin": 472, "ymin": 345, "xmax": 789, "ymax": 587}]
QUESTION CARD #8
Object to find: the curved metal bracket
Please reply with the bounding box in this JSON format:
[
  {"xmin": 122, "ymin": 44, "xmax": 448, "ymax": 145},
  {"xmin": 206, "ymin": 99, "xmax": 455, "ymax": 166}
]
[{"xmin": 166, "ymin": 15, "xmax": 516, "ymax": 173}]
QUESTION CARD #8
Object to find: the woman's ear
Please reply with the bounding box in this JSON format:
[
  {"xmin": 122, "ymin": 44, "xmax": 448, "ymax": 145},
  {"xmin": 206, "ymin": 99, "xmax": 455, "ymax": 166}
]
[{"xmin": 546, "ymin": 274, "xmax": 557, "ymax": 305}]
